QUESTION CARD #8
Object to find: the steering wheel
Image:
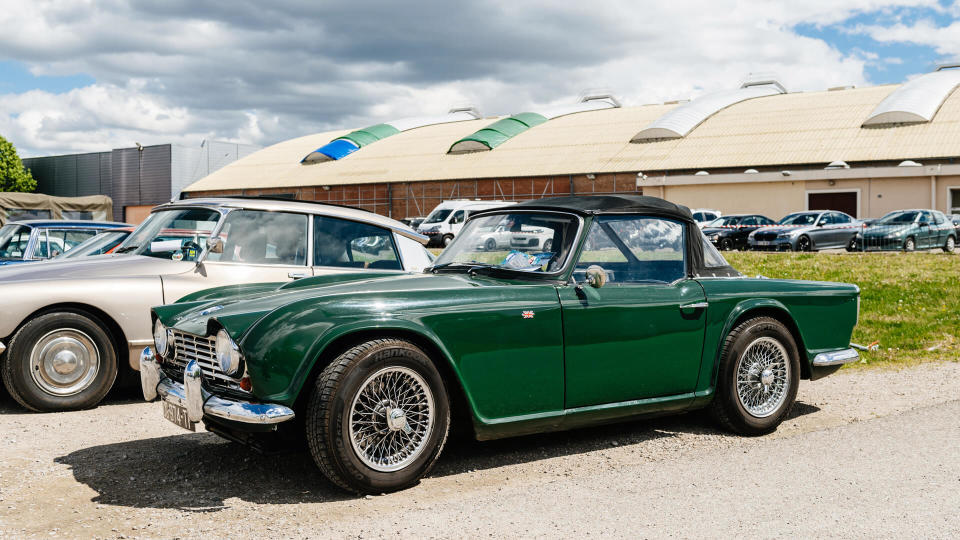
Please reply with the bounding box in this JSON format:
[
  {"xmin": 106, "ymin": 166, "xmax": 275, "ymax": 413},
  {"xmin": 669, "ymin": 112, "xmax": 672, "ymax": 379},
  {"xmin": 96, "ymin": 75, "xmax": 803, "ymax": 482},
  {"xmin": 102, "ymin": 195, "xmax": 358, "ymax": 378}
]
[{"xmin": 180, "ymin": 240, "xmax": 202, "ymax": 261}]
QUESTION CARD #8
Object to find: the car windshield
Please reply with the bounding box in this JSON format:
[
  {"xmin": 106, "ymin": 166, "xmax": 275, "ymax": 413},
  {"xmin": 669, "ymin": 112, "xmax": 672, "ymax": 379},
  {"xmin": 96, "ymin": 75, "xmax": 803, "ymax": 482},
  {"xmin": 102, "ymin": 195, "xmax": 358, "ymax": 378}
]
[
  {"xmin": 779, "ymin": 213, "xmax": 818, "ymax": 226},
  {"xmin": 55, "ymin": 230, "xmax": 129, "ymax": 259},
  {"xmin": 877, "ymin": 211, "xmax": 919, "ymax": 224},
  {"xmin": 708, "ymin": 216, "xmax": 743, "ymax": 227},
  {"xmin": 422, "ymin": 209, "xmax": 452, "ymax": 225},
  {"xmin": 116, "ymin": 208, "xmax": 220, "ymax": 261},
  {"xmin": 0, "ymin": 224, "xmax": 31, "ymax": 260},
  {"xmin": 431, "ymin": 212, "xmax": 579, "ymax": 275}
]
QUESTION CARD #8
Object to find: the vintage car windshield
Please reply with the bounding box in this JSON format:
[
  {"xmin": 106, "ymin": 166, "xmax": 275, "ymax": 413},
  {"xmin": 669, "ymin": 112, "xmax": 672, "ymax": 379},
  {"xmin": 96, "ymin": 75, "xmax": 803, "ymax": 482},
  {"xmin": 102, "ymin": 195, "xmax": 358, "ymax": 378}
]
[
  {"xmin": 432, "ymin": 212, "xmax": 579, "ymax": 274},
  {"xmin": 779, "ymin": 213, "xmax": 819, "ymax": 226},
  {"xmin": 116, "ymin": 208, "xmax": 220, "ymax": 261},
  {"xmin": 55, "ymin": 230, "xmax": 129, "ymax": 259},
  {"xmin": 877, "ymin": 211, "xmax": 919, "ymax": 224},
  {"xmin": 0, "ymin": 224, "xmax": 31, "ymax": 260}
]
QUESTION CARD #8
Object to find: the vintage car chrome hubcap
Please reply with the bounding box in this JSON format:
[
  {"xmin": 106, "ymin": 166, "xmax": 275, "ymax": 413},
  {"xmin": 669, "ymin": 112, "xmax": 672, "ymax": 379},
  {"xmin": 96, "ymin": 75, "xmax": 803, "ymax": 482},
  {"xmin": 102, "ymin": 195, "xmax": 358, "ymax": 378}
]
[
  {"xmin": 349, "ymin": 366, "xmax": 434, "ymax": 472},
  {"xmin": 29, "ymin": 329, "xmax": 100, "ymax": 397},
  {"xmin": 736, "ymin": 337, "xmax": 789, "ymax": 418}
]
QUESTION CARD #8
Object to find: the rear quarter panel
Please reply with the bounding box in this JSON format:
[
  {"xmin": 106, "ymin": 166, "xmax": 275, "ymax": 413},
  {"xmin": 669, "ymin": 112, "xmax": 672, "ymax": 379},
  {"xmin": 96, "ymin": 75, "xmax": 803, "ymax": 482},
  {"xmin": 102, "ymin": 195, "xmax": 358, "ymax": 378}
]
[{"xmin": 696, "ymin": 277, "xmax": 859, "ymax": 393}]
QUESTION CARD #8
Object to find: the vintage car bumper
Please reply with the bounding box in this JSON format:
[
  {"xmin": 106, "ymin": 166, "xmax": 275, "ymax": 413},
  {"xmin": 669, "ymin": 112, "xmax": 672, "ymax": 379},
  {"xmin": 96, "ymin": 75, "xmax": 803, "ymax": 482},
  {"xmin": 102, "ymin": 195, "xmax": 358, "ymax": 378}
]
[
  {"xmin": 812, "ymin": 347, "xmax": 859, "ymax": 366},
  {"xmin": 139, "ymin": 347, "xmax": 295, "ymax": 425}
]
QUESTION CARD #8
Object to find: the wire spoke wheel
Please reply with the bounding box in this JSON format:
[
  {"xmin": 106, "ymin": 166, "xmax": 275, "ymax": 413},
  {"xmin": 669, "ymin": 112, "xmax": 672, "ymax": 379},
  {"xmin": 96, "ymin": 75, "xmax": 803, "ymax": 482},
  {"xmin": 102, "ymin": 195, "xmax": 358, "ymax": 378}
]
[
  {"xmin": 349, "ymin": 366, "xmax": 435, "ymax": 472},
  {"xmin": 735, "ymin": 337, "xmax": 790, "ymax": 418}
]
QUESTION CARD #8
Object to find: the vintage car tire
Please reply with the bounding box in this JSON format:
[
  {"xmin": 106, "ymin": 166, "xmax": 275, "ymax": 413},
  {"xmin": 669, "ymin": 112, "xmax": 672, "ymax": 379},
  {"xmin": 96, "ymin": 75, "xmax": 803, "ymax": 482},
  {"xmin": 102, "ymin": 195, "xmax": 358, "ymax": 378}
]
[
  {"xmin": 306, "ymin": 338, "xmax": 451, "ymax": 494},
  {"xmin": 943, "ymin": 235, "xmax": 956, "ymax": 253},
  {"xmin": 485, "ymin": 238, "xmax": 497, "ymax": 251},
  {"xmin": 903, "ymin": 236, "xmax": 916, "ymax": 252},
  {"xmin": 708, "ymin": 316, "xmax": 800, "ymax": 436},
  {"xmin": 1, "ymin": 311, "xmax": 118, "ymax": 412}
]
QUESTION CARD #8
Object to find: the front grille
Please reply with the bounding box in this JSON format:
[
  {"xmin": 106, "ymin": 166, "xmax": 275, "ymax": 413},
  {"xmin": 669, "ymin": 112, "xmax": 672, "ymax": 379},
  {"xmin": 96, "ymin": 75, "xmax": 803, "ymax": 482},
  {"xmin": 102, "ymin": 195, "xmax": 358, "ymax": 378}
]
[
  {"xmin": 162, "ymin": 330, "xmax": 246, "ymax": 393},
  {"xmin": 754, "ymin": 231, "xmax": 778, "ymax": 241}
]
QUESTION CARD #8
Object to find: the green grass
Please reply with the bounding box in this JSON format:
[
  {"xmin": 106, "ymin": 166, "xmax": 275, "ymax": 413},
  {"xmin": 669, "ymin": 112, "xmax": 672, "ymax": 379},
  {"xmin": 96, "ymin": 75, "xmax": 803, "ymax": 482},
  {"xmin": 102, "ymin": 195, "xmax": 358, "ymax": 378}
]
[
  {"xmin": 429, "ymin": 247, "xmax": 958, "ymax": 367},
  {"xmin": 727, "ymin": 252, "xmax": 959, "ymax": 367}
]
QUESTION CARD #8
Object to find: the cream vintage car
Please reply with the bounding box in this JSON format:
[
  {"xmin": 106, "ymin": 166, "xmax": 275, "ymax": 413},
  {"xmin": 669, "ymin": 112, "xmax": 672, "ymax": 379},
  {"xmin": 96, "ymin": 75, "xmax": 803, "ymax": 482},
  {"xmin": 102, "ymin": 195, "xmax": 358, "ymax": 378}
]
[{"xmin": 0, "ymin": 197, "xmax": 432, "ymax": 412}]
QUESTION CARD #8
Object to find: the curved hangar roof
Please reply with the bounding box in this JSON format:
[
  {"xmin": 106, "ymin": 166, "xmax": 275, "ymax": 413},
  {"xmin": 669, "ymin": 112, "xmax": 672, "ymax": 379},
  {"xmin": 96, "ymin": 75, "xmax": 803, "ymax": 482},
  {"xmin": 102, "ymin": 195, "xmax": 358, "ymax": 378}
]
[{"xmin": 185, "ymin": 72, "xmax": 960, "ymax": 193}]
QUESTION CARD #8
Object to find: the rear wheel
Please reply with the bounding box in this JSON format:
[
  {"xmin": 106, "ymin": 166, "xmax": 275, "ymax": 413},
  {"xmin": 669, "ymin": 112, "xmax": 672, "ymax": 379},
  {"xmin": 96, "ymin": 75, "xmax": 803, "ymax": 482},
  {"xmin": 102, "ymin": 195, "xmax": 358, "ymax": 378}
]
[
  {"xmin": 306, "ymin": 339, "xmax": 450, "ymax": 494},
  {"xmin": 484, "ymin": 238, "xmax": 496, "ymax": 251},
  {"xmin": 442, "ymin": 234, "xmax": 454, "ymax": 247},
  {"xmin": 708, "ymin": 317, "xmax": 800, "ymax": 435},
  {"xmin": 944, "ymin": 235, "xmax": 956, "ymax": 253},
  {"xmin": 542, "ymin": 239, "xmax": 553, "ymax": 251},
  {"xmin": 903, "ymin": 236, "xmax": 916, "ymax": 252},
  {"xmin": 1, "ymin": 311, "xmax": 118, "ymax": 412},
  {"xmin": 846, "ymin": 237, "xmax": 859, "ymax": 252}
]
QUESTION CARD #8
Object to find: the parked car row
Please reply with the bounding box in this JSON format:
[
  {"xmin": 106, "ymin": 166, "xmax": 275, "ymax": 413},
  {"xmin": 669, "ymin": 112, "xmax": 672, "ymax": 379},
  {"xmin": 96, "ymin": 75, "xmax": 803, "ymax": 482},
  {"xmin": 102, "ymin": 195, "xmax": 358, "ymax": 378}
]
[
  {"xmin": 0, "ymin": 195, "xmax": 864, "ymax": 495},
  {"xmin": 699, "ymin": 209, "xmax": 956, "ymax": 253}
]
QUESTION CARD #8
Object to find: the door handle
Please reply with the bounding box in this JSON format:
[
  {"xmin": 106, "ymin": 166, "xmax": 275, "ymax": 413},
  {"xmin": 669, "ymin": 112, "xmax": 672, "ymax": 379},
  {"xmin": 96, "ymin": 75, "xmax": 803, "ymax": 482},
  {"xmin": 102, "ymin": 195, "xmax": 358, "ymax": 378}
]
[
  {"xmin": 680, "ymin": 302, "xmax": 709, "ymax": 310},
  {"xmin": 288, "ymin": 272, "xmax": 310, "ymax": 280}
]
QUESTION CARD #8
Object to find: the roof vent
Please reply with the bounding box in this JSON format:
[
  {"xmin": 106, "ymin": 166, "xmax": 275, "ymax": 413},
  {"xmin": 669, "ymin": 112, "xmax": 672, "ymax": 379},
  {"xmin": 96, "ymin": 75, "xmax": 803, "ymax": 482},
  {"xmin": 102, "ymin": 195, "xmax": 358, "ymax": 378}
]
[
  {"xmin": 744, "ymin": 168, "xmax": 759, "ymax": 174},
  {"xmin": 694, "ymin": 170, "xmax": 710, "ymax": 176},
  {"xmin": 633, "ymin": 76, "xmax": 786, "ymax": 142},
  {"xmin": 898, "ymin": 160, "xmax": 922, "ymax": 167},
  {"xmin": 862, "ymin": 67, "xmax": 960, "ymax": 127},
  {"xmin": 825, "ymin": 160, "xmax": 850, "ymax": 169}
]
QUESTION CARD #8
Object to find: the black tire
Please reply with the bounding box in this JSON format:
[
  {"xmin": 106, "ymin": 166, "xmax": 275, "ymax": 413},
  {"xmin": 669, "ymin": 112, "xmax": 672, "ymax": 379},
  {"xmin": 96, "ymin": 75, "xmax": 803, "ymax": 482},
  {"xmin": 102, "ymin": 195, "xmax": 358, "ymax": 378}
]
[
  {"xmin": 846, "ymin": 237, "xmax": 858, "ymax": 252},
  {"xmin": 719, "ymin": 238, "xmax": 734, "ymax": 251},
  {"xmin": 543, "ymin": 239, "xmax": 553, "ymax": 251},
  {"xmin": 306, "ymin": 339, "xmax": 451, "ymax": 494},
  {"xmin": 708, "ymin": 317, "xmax": 800, "ymax": 436},
  {"xmin": 484, "ymin": 238, "xmax": 496, "ymax": 251},
  {"xmin": 796, "ymin": 235, "xmax": 812, "ymax": 252},
  {"xmin": 1, "ymin": 311, "xmax": 118, "ymax": 412},
  {"xmin": 442, "ymin": 234, "xmax": 454, "ymax": 247},
  {"xmin": 903, "ymin": 236, "xmax": 915, "ymax": 252},
  {"xmin": 944, "ymin": 235, "xmax": 956, "ymax": 253}
]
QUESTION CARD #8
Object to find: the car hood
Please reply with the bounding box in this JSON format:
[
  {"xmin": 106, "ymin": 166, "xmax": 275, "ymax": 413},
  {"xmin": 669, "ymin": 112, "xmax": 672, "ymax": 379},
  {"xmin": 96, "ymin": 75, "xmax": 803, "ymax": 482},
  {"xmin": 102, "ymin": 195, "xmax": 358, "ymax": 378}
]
[
  {"xmin": 756, "ymin": 226, "xmax": 812, "ymax": 235},
  {"xmin": 0, "ymin": 254, "xmax": 193, "ymax": 282},
  {"xmin": 156, "ymin": 272, "xmax": 517, "ymax": 337},
  {"xmin": 0, "ymin": 259, "xmax": 32, "ymax": 266}
]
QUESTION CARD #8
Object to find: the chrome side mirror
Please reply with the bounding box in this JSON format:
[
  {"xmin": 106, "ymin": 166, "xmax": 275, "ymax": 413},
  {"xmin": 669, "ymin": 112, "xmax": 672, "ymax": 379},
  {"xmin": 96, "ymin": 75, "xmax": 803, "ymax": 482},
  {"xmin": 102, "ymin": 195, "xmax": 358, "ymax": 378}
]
[
  {"xmin": 206, "ymin": 236, "xmax": 224, "ymax": 254},
  {"xmin": 585, "ymin": 265, "xmax": 607, "ymax": 289}
]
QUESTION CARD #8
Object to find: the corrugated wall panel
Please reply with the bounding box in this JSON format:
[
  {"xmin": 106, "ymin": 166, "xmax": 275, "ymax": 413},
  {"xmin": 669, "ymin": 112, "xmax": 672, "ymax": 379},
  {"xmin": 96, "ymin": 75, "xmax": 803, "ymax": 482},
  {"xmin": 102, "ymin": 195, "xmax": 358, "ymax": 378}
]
[
  {"xmin": 99, "ymin": 152, "xmax": 112, "ymax": 201},
  {"xmin": 75, "ymin": 153, "xmax": 101, "ymax": 196},
  {"xmin": 111, "ymin": 147, "xmax": 139, "ymax": 221},
  {"xmin": 139, "ymin": 145, "xmax": 172, "ymax": 203},
  {"xmin": 53, "ymin": 155, "xmax": 77, "ymax": 197}
]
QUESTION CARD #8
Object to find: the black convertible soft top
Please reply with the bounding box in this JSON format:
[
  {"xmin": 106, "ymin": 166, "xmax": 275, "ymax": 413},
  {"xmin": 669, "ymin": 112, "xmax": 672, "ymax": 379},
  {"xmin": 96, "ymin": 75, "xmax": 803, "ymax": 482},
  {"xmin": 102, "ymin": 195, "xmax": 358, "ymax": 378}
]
[
  {"xmin": 503, "ymin": 195, "xmax": 695, "ymax": 222},
  {"xmin": 471, "ymin": 195, "xmax": 739, "ymax": 279}
]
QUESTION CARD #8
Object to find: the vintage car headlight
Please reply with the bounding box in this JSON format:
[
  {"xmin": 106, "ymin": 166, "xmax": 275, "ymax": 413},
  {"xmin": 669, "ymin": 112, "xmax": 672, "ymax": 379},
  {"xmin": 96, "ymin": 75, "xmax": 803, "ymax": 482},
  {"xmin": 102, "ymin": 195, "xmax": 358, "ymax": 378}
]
[
  {"xmin": 215, "ymin": 329, "xmax": 243, "ymax": 377},
  {"xmin": 153, "ymin": 319, "xmax": 173, "ymax": 358}
]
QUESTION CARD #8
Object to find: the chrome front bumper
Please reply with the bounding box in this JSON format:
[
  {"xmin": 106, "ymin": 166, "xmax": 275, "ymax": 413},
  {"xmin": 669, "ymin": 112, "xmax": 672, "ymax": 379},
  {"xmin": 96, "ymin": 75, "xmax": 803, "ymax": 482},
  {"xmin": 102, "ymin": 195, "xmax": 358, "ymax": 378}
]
[
  {"xmin": 139, "ymin": 347, "xmax": 295, "ymax": 425},
  {"xmin": 812, "ymin": 348, "xmax": 860, "ymax": 366}
]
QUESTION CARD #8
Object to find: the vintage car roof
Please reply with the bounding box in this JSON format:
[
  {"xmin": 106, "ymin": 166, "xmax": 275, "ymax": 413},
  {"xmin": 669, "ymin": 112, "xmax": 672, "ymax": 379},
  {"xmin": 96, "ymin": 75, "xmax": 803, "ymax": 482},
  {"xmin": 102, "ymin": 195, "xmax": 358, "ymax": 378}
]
[
  {"xmin": 476, "ymin": 195, "xmax": 695, "ymax": 222},
  {"xmin": 155, "ymin": 197, "xmax": 427, "ymax": 243},
  {"xmin": 6, "ymin": 220, "xmax": 129, "ymax": 228}
]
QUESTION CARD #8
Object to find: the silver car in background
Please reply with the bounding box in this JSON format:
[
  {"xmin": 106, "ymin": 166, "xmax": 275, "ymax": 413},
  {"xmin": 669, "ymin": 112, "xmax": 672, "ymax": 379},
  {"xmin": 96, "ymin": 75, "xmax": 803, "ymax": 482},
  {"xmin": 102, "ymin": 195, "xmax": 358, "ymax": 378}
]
[
  {"xmin": 0, "ymin": 198, "xmax": 432, "ymax": 412},
  {"xmin": 748, "ymin": 210, "xmax": 859, "ymax": 251}
]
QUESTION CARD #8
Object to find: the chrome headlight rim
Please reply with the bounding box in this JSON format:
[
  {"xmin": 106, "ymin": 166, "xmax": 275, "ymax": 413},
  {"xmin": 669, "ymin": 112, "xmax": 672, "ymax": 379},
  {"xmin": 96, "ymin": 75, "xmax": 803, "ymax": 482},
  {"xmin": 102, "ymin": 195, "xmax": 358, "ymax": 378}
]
[
  {"xmin": 215, "ymin": 328, "xmax": 243, "ymax": 377},
  {"xmin": 153, "ymin": 319, "xmax": 170, "ymax": 358}
]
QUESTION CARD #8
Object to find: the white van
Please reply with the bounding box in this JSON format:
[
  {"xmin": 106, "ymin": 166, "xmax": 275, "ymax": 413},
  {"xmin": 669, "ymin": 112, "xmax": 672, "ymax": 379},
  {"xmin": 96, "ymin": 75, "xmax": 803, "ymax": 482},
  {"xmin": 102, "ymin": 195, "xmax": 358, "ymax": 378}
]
[{"xmin": 417, "ymin": 199, "xmax": 517, "ymax": 246}]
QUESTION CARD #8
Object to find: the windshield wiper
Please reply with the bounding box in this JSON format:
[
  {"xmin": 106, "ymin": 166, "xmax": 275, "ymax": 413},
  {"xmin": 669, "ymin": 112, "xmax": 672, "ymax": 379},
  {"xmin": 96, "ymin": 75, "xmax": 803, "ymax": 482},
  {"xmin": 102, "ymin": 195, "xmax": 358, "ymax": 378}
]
[
  {"xmin": 426, "ymin": 262, "xmax": 500, "ymax": 273},
  {"xmin": 114, "ymin": 245, "xmax": 140, "ymax": 254}
]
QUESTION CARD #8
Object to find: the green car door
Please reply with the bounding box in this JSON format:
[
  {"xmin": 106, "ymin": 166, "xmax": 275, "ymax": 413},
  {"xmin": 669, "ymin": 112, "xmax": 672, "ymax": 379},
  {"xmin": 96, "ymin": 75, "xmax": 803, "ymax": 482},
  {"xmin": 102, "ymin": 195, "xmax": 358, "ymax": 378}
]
[{"xmin": 560, "ymin": 216, "xmax": 708, "ymax": 409}]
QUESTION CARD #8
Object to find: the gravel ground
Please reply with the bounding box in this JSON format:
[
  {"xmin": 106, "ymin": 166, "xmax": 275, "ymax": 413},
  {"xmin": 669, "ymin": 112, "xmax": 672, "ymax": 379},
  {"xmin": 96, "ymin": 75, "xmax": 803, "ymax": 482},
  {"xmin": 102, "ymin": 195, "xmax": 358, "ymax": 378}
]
[{"xmin": 1, "ymin": 361, "xmax": 958, "ymax": 539}]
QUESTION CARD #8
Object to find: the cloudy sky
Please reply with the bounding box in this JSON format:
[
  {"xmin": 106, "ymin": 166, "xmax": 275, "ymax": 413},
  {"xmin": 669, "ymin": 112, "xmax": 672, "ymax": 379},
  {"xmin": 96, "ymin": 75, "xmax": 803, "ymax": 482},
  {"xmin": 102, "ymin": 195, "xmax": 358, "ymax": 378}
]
[{"xmin": 1, "ymin": 0, "xmax": 959, "ymax": 157}]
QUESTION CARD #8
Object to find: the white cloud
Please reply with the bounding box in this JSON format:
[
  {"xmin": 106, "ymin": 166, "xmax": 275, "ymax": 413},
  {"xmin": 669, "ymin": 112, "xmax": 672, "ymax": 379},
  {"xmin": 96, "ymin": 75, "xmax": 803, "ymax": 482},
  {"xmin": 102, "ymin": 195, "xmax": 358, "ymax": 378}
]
[{"xmin": 0, "ymin": 0, "xmax": 946, "ymax": 156}]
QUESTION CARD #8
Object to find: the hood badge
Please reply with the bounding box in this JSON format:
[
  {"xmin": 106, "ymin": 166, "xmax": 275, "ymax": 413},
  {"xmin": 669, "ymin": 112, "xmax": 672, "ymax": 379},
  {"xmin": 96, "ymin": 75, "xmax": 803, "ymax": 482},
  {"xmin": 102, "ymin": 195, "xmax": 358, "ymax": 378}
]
[
  {"xmin": 200, "ymin": 305, "xmax": 224, "ymax": 316},
  {"xmin": 521, "ymin": 310, "xmax": 535, "ymax": 319}
]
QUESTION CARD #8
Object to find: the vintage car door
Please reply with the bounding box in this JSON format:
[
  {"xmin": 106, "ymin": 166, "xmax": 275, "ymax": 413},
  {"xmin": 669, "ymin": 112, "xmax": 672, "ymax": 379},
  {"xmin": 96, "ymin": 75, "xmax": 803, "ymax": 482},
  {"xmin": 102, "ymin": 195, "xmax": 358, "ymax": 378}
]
[
  {"xmin": 558, "ymin": 216, "xmax": 707, "ymax": 409},
  {"xmin": 160, "ymin": 209, "xmax": 313, "ymax": 302}
]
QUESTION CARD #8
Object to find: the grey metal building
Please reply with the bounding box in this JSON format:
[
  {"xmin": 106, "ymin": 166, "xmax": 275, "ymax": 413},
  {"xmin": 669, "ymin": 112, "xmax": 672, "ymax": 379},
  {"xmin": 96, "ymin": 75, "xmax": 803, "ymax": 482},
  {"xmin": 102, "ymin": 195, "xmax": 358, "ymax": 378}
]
[{"xmin": 23, "ymin": 141, "xmax": 259, "ymax": 222}]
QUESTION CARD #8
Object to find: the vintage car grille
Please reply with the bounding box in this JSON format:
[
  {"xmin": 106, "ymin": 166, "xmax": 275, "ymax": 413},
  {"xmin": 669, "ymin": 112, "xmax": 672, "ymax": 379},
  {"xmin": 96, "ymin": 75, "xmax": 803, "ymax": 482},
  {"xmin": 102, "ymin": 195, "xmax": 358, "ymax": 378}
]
[{"xmin": 161, "ymin": 330, "xmax": 245, "ymax": 393}]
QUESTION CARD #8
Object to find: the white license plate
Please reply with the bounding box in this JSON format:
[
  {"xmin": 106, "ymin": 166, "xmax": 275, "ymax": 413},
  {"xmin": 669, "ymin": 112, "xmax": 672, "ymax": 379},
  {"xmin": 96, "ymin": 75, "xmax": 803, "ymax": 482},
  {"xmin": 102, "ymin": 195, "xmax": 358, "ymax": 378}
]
[
  {"xmin": 162, "ymin": 399, "xmax": 196, "ymax": 431},
  {"xmin": 755, "ymin": 241, "xmax": 773, "ymax": 246}
]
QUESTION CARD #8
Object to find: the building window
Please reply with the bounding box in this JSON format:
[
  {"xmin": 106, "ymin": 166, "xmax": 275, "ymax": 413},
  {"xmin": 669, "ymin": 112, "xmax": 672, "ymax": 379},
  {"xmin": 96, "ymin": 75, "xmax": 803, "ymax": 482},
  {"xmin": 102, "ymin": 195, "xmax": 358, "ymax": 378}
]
[{"xmin": 950, "ymin": 187, "xmax": 960, "ymax": 215}]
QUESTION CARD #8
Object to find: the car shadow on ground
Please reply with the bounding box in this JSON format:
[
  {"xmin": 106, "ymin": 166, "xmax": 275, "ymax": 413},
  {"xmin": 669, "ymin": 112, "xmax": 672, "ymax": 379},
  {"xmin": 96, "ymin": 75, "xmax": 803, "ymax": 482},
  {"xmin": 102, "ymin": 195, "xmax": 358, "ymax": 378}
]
[{"xmin": 53, "ymin": 400, "xmax": 820, "ymax": 509}]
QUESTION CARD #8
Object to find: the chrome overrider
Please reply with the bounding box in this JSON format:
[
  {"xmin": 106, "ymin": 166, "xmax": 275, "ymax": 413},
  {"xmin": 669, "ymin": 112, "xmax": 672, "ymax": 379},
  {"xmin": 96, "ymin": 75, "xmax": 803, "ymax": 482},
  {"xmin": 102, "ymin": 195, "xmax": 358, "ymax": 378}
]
[
  {"xmin": 812, "ymin": 347, "xmax": 859, "ymax": 366},
  {"xmin": 139, "ymin": 347, "xmax": 295, "ymax": 425}
]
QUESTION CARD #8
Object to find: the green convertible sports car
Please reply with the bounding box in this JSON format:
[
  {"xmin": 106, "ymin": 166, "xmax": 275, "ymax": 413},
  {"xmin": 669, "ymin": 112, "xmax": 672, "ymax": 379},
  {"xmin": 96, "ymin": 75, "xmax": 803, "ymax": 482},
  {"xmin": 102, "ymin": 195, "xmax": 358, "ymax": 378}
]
[{"xmin": 141, "ymin": 195, "xmax": 860, "ymax": 494}]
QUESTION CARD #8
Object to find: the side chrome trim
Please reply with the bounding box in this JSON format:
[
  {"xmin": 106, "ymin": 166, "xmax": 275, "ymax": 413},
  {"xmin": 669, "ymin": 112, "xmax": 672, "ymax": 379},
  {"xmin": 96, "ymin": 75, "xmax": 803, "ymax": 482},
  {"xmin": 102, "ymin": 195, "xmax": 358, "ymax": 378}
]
[
  {"xmin": 812, "ymin": 348, "xmax": 860, "ymax": 366},
  {"xmin": 680, "ymin": 301, "xmax": 709, "ymax": 310},
  {"xmin": 138, "ymin": 347, "xmax": 295, "ymax": 425}
]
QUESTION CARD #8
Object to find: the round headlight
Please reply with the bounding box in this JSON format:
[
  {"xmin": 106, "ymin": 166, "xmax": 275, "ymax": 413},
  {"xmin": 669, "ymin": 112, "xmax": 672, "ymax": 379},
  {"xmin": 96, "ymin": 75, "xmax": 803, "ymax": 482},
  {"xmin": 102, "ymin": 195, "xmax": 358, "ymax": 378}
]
[
  {"xmin": 215, "ymin": 329, "xmax": 243, "ymax": 377},
  {"xmin": 153, "ymin": 319, "xmax": 168, "ymax": 357}
]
